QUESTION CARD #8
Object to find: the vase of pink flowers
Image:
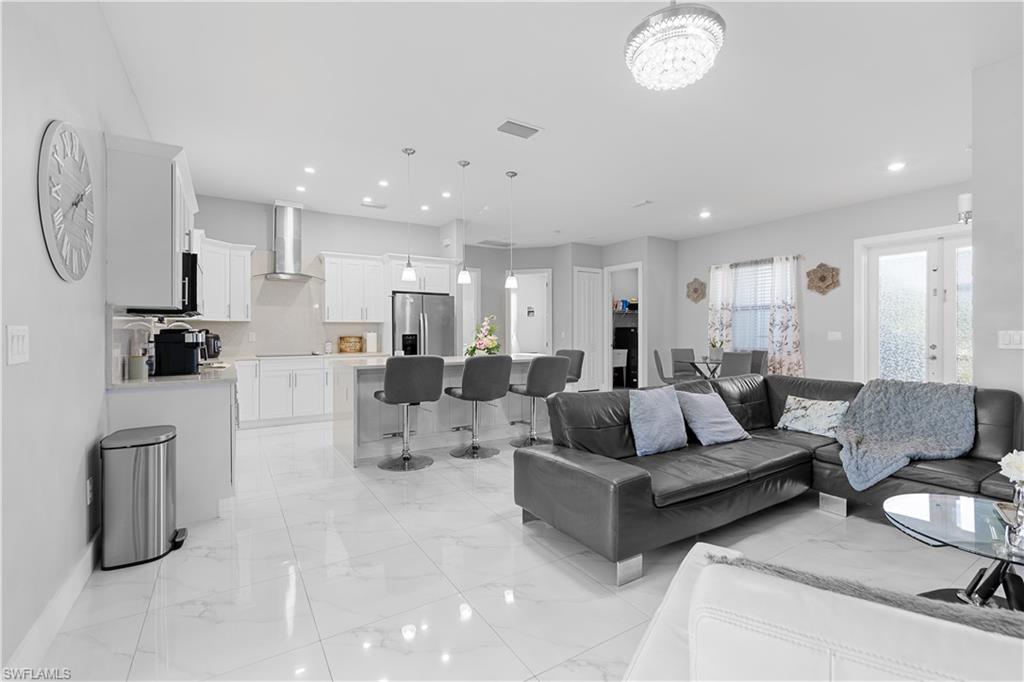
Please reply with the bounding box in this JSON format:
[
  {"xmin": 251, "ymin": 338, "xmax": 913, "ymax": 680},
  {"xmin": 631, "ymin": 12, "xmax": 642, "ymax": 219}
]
[{"xmin": 465, "ymin": 314, "xmax": 501, "ymax": 356}]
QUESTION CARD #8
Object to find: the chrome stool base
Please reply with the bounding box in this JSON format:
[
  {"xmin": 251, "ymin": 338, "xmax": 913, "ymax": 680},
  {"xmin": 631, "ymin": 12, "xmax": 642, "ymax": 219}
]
[
  {"xmin": 450, "ymin": 444, "xmax": 499, "ymax": 459},
  {"xmin": 510, "ymin": 435, "xmax": 550, "ymax": 448},
  {"xmin": 377, "ymin": 454, "xmax": 434, "ymax": 472}
]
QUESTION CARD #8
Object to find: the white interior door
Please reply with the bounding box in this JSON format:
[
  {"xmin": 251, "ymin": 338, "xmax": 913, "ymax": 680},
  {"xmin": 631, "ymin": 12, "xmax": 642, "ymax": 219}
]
[
  {"xmin": 573, "ymin": 267, "xmax": 603, "ymax": 391},
  {"xmin": 866, "ymin": 235, "xmax": 972, "ymax": 383},
  {"xmin": 507, "ymin": 269, "xmax": 552, "ymax": 354},
  {"xmin": 459, "ymin": 268, "xmax": 482, "ymax": 351}
]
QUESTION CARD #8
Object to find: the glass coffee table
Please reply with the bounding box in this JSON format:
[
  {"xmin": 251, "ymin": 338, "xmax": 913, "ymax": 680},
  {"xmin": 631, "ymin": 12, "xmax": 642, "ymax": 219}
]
[{"xmin": 883, "ymin": 493, "xmax": 1023, "ymax": 608}]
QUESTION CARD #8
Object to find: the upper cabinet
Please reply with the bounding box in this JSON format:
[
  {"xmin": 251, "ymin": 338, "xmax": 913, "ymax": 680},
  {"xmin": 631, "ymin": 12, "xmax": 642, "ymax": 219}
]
[
  {"xmin": 199, "ymin": 238, "xmax": 253, "ymax": 322},
  {"xmin": 107, "ymin": 135, "xmax": 198, "ymax": 308},
  {"xmin": 387, "ymin": 256, "xmax": 454, "ymax": 295},
  {"xmin": 322, "ymin": 253, "xmax": 385, "ymax": 323}
]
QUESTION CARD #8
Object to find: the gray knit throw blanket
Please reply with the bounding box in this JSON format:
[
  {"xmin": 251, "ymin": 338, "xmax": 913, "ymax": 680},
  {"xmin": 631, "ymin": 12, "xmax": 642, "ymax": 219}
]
[{"xmin": 836, "ymin": 379, "xmax": 976, "ymax": 491}]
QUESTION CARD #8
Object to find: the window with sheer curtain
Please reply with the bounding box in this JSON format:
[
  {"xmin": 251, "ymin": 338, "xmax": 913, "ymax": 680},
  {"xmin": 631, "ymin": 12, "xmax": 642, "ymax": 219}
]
[{"xmin": 730, "ymin": 259, "xmax": 772, "ymax": 351}]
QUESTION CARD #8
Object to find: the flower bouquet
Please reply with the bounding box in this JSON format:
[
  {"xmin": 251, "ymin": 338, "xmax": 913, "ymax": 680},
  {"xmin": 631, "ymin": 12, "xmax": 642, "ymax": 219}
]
[
  {"xmin": 999, "ymin": 450, "xmax": 1024, "ymax": 554},
  {"xmin": 465, "ymin": 315, "xmax": 501, "ymax": 356}
]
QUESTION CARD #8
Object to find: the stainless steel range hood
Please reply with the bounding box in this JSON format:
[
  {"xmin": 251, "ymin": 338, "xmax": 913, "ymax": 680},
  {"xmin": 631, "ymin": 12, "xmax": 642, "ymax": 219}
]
[{"xmin": 265, "ymin": 201, "xmax": 313, "ymax": 281}]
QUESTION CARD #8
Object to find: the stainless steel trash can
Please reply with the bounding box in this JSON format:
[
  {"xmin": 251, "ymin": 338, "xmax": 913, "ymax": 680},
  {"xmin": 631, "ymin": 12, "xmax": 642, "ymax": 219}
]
[{"xmin": 101, "ymin": 425, "xmax": 187, "ymax": 569}]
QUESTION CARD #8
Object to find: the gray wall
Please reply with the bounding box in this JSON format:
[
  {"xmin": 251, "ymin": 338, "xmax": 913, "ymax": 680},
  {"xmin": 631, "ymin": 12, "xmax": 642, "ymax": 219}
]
[
  {"xmin": 1, "ymin": 3, "xmax": 151, "ymax": 659},
  {"xmin": 675, "ymin": 183, "xmax": 967, "ymax": 380},
  {"xmin": 194, "ymin": 195, "xmax": 441, "ymax": 357},
  {"xmin": 972, "ymin": 54, "xmax": 1024, "ymax": 394}
]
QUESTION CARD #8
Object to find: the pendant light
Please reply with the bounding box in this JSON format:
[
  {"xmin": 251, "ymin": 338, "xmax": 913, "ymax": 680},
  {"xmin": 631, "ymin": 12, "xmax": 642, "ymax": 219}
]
[
  {"xmin": 400, "ymin": 147, "xmax": 418, "ymax": 283},
  {"xmin": 504, "ymin": 170, "xmax": 519, "ymax": 290},
  {"xmin": 456, "ymin": 160, "xmax": 472, "ymax": 285}
]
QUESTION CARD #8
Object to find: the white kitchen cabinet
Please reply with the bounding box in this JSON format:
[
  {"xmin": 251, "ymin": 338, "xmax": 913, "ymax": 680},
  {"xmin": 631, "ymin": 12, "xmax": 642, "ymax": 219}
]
[
  {"xmin": 292, "ymin": 367, "xmax": 326, "ymax": 417},
  {"xmin": 235, "ymin": 361, "xmax": 260, "ymax": 423},
  {"xmin": 387, "ymin": 257, "xmax": 453, "ymax": 295},
  {"xmin": 200, "ymin": 240, "xmax": 253, "ymax": 322},
  {"xmin": 322, "ymin": 253, "xmax": 386, "ymax": 322},
  {"xmin": 107, "ymin": 135, "xmax": 197, "ymax": 309},
  {"xmin": 202, "ymin": 240, "xmax": 230, "ymax": 320},
  {"xmin": 258, "ymin": 367, "xmax": 293, "ymax": 420},
  {"xmin": 229, "ymin": 246, "xmax": 253, "ymax": 321}
]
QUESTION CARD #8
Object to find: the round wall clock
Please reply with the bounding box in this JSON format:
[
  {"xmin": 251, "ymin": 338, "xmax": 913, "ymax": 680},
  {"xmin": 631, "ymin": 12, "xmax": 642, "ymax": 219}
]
[{"xmin": 37, "ymin": 120, "xmax": 94, "ymax": 281}]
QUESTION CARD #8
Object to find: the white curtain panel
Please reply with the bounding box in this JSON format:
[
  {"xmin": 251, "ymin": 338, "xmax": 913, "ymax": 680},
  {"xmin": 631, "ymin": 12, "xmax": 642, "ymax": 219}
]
[
  {"xmin": 706, "ymin": 264, "xmax": 734, "ymax": 351},
  {"xmin": 767, "ymin": 255, "xmax": 805, "ymax": 376}
]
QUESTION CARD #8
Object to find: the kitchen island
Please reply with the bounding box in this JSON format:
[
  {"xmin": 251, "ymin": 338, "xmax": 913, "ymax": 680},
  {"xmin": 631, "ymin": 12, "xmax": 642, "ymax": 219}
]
[
  {"xmin": 106, "ymin": 366, "xmax": 237, "ymax": 523},
  {"xmin": 333, "ymin": 355, "xmax": 555, "ymax": 467}
]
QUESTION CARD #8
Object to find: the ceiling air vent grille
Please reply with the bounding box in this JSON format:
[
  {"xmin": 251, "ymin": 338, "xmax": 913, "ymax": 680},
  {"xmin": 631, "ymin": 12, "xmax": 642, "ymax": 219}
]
[{"xmin": 497, "ymin": 119, "xmax": 541, "ymax": 139}]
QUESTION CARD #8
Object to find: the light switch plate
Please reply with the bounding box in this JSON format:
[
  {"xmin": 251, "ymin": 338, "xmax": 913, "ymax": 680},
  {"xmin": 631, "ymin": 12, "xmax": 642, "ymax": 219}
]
[
  {"xmin": 997, "ymin": 330, "xmax": 1024, "ymax": 350},
  {"xmin": 248, "ymin": 332, "xmax": 256, "ymax": 343},
  {"xmin": 827, "ymin": 331, "xmax": 842, "ymax": 341},
  {"xmin": 6, "ymin": 325, "xmax": 29, "ymax": 365}
]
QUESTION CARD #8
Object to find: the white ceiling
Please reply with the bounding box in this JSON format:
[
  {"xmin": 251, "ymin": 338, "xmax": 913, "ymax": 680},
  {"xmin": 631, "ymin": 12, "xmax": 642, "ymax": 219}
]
[{"xmin": 102, "ymin": 2, "xmax": 1022, "ymax": 247}]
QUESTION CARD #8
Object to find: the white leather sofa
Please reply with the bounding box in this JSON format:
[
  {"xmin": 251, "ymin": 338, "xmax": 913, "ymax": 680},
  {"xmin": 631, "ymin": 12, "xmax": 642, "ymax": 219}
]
[{"xmin": 625, "ymin": 543, "xmax": 1024, "ymax": 681}]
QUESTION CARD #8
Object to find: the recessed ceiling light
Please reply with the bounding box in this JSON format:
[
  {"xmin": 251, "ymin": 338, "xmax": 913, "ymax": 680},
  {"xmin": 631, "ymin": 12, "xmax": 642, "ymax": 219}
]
[
  {"xmin": 887, "ymin": 161, "xmax": 906, "ymax": 172},
  {"xmin": 699, "ymin": 210, "xmax": 711, "ymax": 219},
  {"xmin": 296, "ymin": 186, "xmax": 307, "ymax": 192},
  {"xmin": 441, "ymin": 191, "xmax": 451, "ymax": 198},
  {"xmin": 304, "ymin": 167, "xmax": 315, "ymax": 174},
  {"xmin": 362, "ymin": 196, "xmax": 373, "ymax": 203},
  {"xmin": 420, "ymin": 205, "xmax": 430, "ymax": 211},
  {"xmin": 378, "ymin": 179, "xmax": 389, "ymax": 187}
]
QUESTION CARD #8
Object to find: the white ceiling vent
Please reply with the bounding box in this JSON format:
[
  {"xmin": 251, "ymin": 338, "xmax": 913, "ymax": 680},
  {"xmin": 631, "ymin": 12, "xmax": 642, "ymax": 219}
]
[
  {"xmin": 497, "ymin": 119, "xmax": 541, "ymax": 139},
  {"xmin": 361, "ymin": 199, "xmax": 388, "ymax": 209},
  {"xmin": 477, "ymin": 239, "xmax": 513, "ymax": 248}
]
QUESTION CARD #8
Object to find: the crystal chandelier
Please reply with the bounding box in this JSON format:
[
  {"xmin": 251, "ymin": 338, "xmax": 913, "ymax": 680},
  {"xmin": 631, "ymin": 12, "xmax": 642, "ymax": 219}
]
[
  {"xmin": 400, "ymin": 148, "xmax": 418, "ymax": 283},
  {"xmin": 504, "ymin": 170, "xmax": 518, "ymax": 290},
  {"xmin": 625, "ymin": 2, "xmax": 726, "ymax": 91},
  {"xmin": 456, "ymin": 160, "xmax": 472, "ymax": 285}
]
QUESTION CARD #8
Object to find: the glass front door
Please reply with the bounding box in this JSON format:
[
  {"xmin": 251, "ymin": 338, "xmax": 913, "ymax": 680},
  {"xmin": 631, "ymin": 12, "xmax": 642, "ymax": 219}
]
[{"xmin": 867, "ymin": 235, "xmax": 972, "ymax": 383}]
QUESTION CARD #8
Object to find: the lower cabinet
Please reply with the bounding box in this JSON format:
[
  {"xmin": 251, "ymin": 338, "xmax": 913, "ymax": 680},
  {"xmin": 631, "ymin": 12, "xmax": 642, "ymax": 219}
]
[
  {"xmin": 235, "ymin": 360, "xmax": 260, "ymax": 423},
  {"xmin": 237, "ymin": 357, "xmax": 348, "ymax": 427}
]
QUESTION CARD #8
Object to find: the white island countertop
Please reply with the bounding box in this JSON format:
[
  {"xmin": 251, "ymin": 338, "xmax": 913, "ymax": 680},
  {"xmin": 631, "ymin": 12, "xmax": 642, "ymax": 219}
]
[
  {"xmin": 348, "ymin": 353, "xmax": 541, "ymax": 372},
  {"xmin": 107, "ymin": 365, "xmax": 237, "ymax": 391},
  {"xmin": 223, "ymin": 352, "xmax": 390, "ymax": 362}
]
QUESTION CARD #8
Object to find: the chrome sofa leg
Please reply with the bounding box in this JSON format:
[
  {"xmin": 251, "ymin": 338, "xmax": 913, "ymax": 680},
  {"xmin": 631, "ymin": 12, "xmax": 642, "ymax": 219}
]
[
  {"xmin": 616, "ymin": 554, "xmax": 643, "ymax": 586},
  {"xmin": 819, "ymin": 492, "xmax": 848, "ymax": 517}
]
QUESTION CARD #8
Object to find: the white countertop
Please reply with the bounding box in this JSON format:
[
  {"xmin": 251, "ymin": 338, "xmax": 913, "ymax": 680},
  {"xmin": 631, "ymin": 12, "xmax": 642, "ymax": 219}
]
[
  {"xmin": 108, "ymin": 366, "xmax": 237, "ymax": 391},
  {"xmin": 224, "ymin": 352, "xmax": 389, "ymax": 362},
  {"xmin": 350, "ymin": 354, "xmax": 541, "ymax": 371}
]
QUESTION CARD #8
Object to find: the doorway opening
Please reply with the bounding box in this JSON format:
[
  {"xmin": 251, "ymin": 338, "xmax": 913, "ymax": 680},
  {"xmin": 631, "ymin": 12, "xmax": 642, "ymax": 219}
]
[
  {"xmin": 572, "ymin": 266, "xmax": 604, "ymax": 391},
  {"xmin": 854, "ymin": 225, "xmax": 972, "ymax": 383},
  {"xmin": 506, "ymin": 269, "xmax": 552, "ymax": 354},
  {"xmin": 603, "ymin": 262, "xmax": 644, "ymax": 390}
]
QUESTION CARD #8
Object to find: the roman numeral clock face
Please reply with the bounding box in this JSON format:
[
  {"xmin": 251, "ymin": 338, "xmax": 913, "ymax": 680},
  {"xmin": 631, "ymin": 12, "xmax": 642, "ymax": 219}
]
[{"xmin": 37, "ymin": 120, "xmax": 94, "ymax": 281}]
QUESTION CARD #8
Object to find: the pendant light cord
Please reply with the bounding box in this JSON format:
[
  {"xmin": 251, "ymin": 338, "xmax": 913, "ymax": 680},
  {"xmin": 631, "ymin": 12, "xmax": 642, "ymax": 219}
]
[
  {"xmin": 402, "ymin": 148, "xmax": 415, "ymax": 262},
  {"xmin": 506, "ymin": 170, "xmax": 517, "ymax": 274}
]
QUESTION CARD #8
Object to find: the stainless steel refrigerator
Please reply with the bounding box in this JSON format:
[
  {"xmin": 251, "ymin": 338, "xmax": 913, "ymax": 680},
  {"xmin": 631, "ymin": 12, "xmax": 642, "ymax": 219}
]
[{"xmin": 392, "ymin": 292, "xmax": 455, "ymax": 356}]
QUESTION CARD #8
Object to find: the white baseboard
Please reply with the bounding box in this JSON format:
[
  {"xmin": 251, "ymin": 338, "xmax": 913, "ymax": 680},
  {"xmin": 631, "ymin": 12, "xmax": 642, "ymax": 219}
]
[{"xmin": 5, "ymin": 533, "xmax": 97, "ymax": 667}]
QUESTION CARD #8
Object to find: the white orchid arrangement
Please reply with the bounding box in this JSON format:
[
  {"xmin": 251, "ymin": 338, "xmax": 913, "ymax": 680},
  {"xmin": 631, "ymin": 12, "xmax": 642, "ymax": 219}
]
[{"xmin": 999, "ymin": 450, "xmax": 1024, "ymax": 484}]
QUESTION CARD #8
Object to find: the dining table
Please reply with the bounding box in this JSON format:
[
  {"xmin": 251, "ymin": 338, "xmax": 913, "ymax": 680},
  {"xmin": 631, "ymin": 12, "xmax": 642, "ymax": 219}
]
[{"xmin": 684, "ymin": 358, "xmax": 722, "ymax": 379}]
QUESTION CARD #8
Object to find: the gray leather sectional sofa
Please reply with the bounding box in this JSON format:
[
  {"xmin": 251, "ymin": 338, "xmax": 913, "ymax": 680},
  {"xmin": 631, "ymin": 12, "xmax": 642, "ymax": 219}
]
[{"xmin": 513, "ymin": 374, "xmax": 1022, "ymax": 584}]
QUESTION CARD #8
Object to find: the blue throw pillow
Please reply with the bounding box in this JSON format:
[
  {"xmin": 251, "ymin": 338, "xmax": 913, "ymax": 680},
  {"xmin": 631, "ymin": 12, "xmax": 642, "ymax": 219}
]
[
  {"xmin": 676, "ymin": 391, "xmax": 751, "ymax": 446},
  {"xmin": 629, "ymin": 386, "xmax": 687, "ymax": 456}
]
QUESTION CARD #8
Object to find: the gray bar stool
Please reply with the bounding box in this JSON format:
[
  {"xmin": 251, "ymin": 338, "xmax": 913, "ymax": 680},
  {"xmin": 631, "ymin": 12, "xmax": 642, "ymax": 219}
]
[
  {"xmin": 509, "ymin": 355, "xmax": 570, "ymax": 447},
  {"xmin": 555, "ymin": 349, "xmax": 584, "ymax": 386},
  {"xmin": 374, "ymin": 355, "xmax": 444, "ymax": 471},
  {"xmin": 445, "ymin": 355, "xmax": 513, "ymax": 459}
]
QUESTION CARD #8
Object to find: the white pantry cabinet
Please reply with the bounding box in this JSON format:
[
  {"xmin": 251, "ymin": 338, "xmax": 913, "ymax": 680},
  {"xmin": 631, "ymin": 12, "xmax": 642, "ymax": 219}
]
[
  {"xmin": 322, "ymin": 253, "xmax": 386, "ymax": 322},
  {"xmin": 107, "ymin": 135, "xmax": 198, "ymax": 308},
  {"xmin": 235, "ymin": 360, "xmax": 260, "ymax": 423},
  {"xmin": 200, "ymin": 239, "xmax": 253, "ymax": 321}
]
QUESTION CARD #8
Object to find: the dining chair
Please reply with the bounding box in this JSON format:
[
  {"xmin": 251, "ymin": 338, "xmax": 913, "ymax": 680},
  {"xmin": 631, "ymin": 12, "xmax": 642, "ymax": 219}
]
[
  {"xmin": 670, "ymin": 348, "xmax": 699, "ymax": 381},
  {"xmin": 719, "ymin": 351, "xmax": 753, "ymax": 378},
  {"xmin": 749, "ymin": 349, "xmax": 769, "ymax": 376},
  {"xmin": 653, "ymin": 350, "xmax": 674, "ymax": 385}
]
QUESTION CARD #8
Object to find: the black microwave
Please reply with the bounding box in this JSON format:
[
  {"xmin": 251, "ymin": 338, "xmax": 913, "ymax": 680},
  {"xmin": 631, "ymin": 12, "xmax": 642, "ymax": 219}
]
[{"xmin": 126, "ymin": 252, "xmax": 199, "ymax": 317}]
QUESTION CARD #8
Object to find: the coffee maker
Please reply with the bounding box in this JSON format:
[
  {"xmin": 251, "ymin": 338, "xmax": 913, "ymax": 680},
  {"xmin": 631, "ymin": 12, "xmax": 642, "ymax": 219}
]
[{"xmin": 154, "ymin": 328, "xmax": 203, "ymax": 376}]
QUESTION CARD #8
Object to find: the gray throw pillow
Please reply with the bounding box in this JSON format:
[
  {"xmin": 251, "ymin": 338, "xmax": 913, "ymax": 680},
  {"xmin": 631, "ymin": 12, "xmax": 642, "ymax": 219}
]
[
  {"xmin": 676, "ymin": 391, "xmax": 750, "ymax": 446},
  {"xmin": 629, "ymin": 386, "xmax": 687, "ymax": 456}
]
